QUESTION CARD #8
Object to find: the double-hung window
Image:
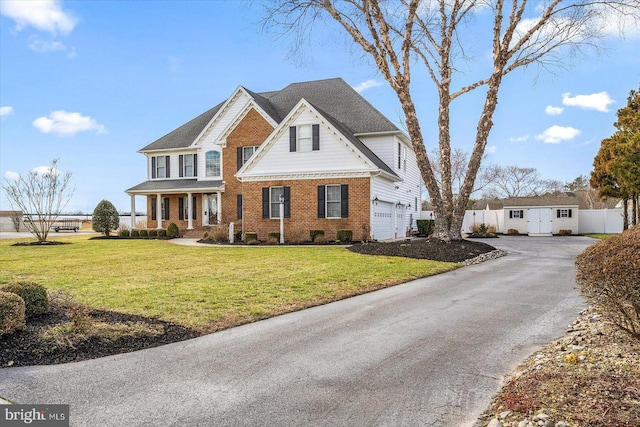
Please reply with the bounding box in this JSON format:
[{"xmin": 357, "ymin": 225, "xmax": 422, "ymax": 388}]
[
  {"xmin": 557, "ymin": 209, "xmax": 572, "ymax": 218},
  {"xmin": 179, "ymin": 154, "xmax": 197, "ymax": 178},
  {"xmin": 152, "ymin": 156, "xmax": 170, "ymax": 179},
  {"xmin": 318, "ymin": 184, "xmax": 348, "ymax": 218},
  {"xmin": 236, "ymin": 146, "xmax": 259, "ymax": 170},
  {"xmin": 262, "ymin": 186, "xmax": 290, "ymax": 219},
  {"xmin": 289, "ymin": 124, "xmax": 320, "ymax": 152},
  {"xmin": 205, "ymin": 151, "xmax": 221, "ymax": 177}
]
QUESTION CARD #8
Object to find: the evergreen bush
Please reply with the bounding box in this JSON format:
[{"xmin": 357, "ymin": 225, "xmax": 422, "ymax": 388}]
[
  {"xmin": 166, "ymin": 223, "xmax": 179, "ymax": 238},
  {"xmin": 0, "ymin": 281, "xmax": 49, "ymax": 318},
  {"xmin": 139, "ymin": 229, "xmax": 148, "ymax": 237},
  {"xmin": 310, "ymin": 230, "xmax": 325, "ymax": 242},
  {"xmin": 336, "ymin": 229, "xmax": 353, "ymax": 243},
  {"xmin": 416, "ymin": 219, "xmax": 435, "ymax": 237},
  {"xmin": 0, "ymin": 291, "xmax": 25, "ymax": 336},
  {"xmin": 92, "ymin": 200, "xmax": 121, "ymax": 236}
]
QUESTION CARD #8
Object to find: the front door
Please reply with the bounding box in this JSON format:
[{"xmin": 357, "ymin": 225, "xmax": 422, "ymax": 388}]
[{"xmin": 203, "ymin": 194, "xmax": 218, "ymax": 226}]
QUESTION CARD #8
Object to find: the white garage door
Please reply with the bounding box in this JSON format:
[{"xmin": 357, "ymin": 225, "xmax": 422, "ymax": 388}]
[{"xmin": 373, "ymin": 201, "xmax": 394, "ymax": 241}]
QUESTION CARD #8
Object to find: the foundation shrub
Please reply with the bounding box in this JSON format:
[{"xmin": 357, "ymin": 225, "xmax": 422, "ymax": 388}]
[
  {"xmin": 209, "ymin": 224, "xmax": 229, "ymax": 242},
  {"xmin": 157, "ymin": 229, "xmax": 167, "ymax": 237},
  {"xmin": 575, "ymin": 226, "xmax": 640, "ymax": 339},
  {"xmin": 507, "ymin": 228, "xmax": 519, "ymax": 235},
  {"xmin": 139, "ymin": 229, "xmax": 148, "ymax": 237},
  {"xmin": 148, "ymin": 229, "xmax": 158, "ymax": 237},
  {"xmin": 131, "ymin": 229, "xmax": 140, "ymax": 238},
  {"xmin": 234, "ymin": 229, "xmax": 243, "ymax": 242},
  {"xmin": 310, "ymin": 230, "xmax": 325, "ymax": 243},
  {"xmin": 416, "ymin": 219, "xmax": 434, "ymax": 237},
  {"xmin": 244, "ymin": 232, "xmax": 258, "ymax": 243},
  {"xmin": 267, "ymin": 232, "xmax": 281, "ymax": 244},
  {"xmin": 336, "ymin": 229, "xmax": 353, "ymax": 243},
  {"xmin": 0, "ymin": 291, "xmax": 25, "ymax": 336},
  {"xmin": 166, "ymin": 222, "xmax": 179, "ymax": 238},
  {"xmin": 120, "ymin": 229, "xmax": 130, "ymax": 237},
  {"xmin": 286, "ymin": 224, "xmax": 308, "ymax": 244},
  {"xmin": 558, "ymin": 229, "xmax": 572, "ymax": 236},
  {"xmin": 0, "ymin": 281, "xmax": 49, "ymax": 318}
]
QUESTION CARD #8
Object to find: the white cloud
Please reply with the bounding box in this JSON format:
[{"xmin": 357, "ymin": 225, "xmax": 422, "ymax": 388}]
[
  {"xmin": 28, "ymin": 36, "xmax": 75, "ymax": 57},
  {"xmin": 545, "ymin": 105, "xmax": 564, "ymax": 115},
  {"xmin": 4, "ymin": 170, "xmax": 20, "ymax": 180},
  {"xmin": 0, "ymin": 106, "xmax": 14, "ymax": 117},
  {"xmin": 0, "ymin": 0, "xmax": 77, "ymax": 35},
  {"xmin": 562, "ymin": 92, "xmax": 615, "ymax": 112},
  {"xmin": 536, "ymin": 125, "xmax": 581, "ymax": 144},
  {"xmin": 509, "ymin": 135, "xmax": 530, "ymax": 143},
  {"xmin": 353, "ymin": 79, "xmax": 384, "ymax": 93},
  {"xmin": 486, "ymin": 145, "xmax": 497, "ymax": 154},
  {"xmin": 33, "ymin": 111, "xmax": 107, "ymax": 136}
]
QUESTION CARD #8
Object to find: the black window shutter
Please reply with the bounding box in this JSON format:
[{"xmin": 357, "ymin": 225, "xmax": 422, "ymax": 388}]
[
  {"xmin": 237, "ymin": 147, "xmax": 243, "ymax": 170},
  {"xmin": 165, "ymin": 156, "xmax": 170, "ymax": 178},
  {"xmin": 341, "ymin": 184, "xmax": 349, "ymax": 218},
  {"xmin": 237, "ymin": 195, "xmax": 243, "ymax": 219},
  {"xmin": 520, "ymin": 210, "xmax": 524, "ymax": 218},
  {"xmin": 312, "ymin": 124, "xmax": 320, "ymax": 151},
  {"xmin": 151, "ymin": 157, "xmax": 156, "ymax": 179},
  {"xmin": 398, "ymin": 142, "xmax": 402, "ymax": 169},
  {"xmin": 163, "ymin": 198, "xmax": 170, "ymax": 220},
  {"xmin": 557, "ymin": 210, "xmax": 561, "ymax": 218},
  {"xmin": 151, "ymin": 197, "xmax": 157, "ymax": 220},
  {"xmin": 179, "ymin": 197, "xmax": 184, "ymax": 220},
  {"xmin": 568, "ymin": 209, "xmax": 572, "ymax": 218},
  {"xmin": 179, "ymin": 155, "xmax": 184, "ymax": 177},
  {"xmin": 192, "ymin": 197, "xmax": 197, "ymax": 219},
  {"xmin": 317, "ymin": 185, "xmax": 325, "ymax": 218},
  {"xmin": 284, "ymin": 186, "xmax": 290, "ymax": 218},
  {"xmin": 289, "ymin": 126, "xmax": 296, "ymax": 152},
  {"xmin": 509, "ymin": 210, "xmax": 513, "ymax": 219},
  {"xmin": 262, "ymin": 188, "xmax": 269, "ymax": 218},
  {"xmin": 193, "ymin": 154, "xmax": 198, "ymax": 176}
]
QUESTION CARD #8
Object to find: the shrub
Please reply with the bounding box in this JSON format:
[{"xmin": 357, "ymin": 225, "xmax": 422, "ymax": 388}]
[
  {"xmin": 558, "ymin": 229, "xmax": 572, "ymax": 236},
  {"xmin": 139, "ymin": 229, "xmax": 148, "ymax": 237},
  {"xmin": 209, "ymin": 224, "xmax": 229, "ymax": 242},
  {"xmin": 286, "ymin": 224, "xmax": 308, "ymax": 244},
  {"xmin": 92, "ymin": 199, "xmax": 121, "ymax": 236},
  {"xmin": 336, "ymin": 229, "xmax": 353, "ymax": 243},
  {"xmin": 244, "ymin": 232, "xmax": 258, "ymax": 243},
  {"xmin": 202, "ymin": 231, "xmax": 209, "ymax": 240},
  {"xmin": 157, "ymin": 229, "xmax": 167, "ymax": 237},
  {"xmin": 148, "ymin": 229, "xmax": 158, "ymax": 237},
  {"xmin": 507, "ymin": 228, "xmax": 519, "ymax": 235},
  {"xmin": 487, "ymin": 225, "xmax": 497, "ymax": 234},
  {"xmin": 267, "ymin": 232, "xmax": 281, "ymax": 243},
  {"xmin": 0, "ymin": 291, "xmax": 25, "ymax": 335},
  {"xmin": 310, "ymin": 230, "xmax": 325, "ymax": 242},
  {"xmin": 166, "ymin": 223, "xmax": 180, "ymax": 238},
  {"xmin": 234, "ymin": 229, "xmax": 243, "ymax": 242},
  {"xmin": 0, "ymin": 281, "xmax": 49, "ymax": 318},
  {"xmin": 416, "ymin": 219, "xmax": 434, "ymax": 237},
  {"xmin": 120, "ymin": 229, "xmax": 130, "ymax": 237},
  {"xmin": 131, "ymin": 229, "xmax": 140, "ymax": 237},
  {"xmin": 575, "ymin": 226, "xmax": 640, "ymax": 339}
]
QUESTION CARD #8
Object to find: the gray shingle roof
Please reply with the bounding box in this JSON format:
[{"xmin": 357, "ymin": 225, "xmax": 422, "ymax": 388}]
[
  {"xmin": 139, "ymin": 78, "xmax": 400, "ymax": 152},
  {"xmin": 126, "ymin": 179, "xmax": 224, "ymax": 193}
]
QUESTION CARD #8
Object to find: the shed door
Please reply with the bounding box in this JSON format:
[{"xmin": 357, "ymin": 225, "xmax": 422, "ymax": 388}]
[
  {"xmin": 527, "ymin": 208, "xmax": 552, "ymax": 234},
  {"xmin": 373, "ymin": 201, "xmax": 394, "ymax": 241}
]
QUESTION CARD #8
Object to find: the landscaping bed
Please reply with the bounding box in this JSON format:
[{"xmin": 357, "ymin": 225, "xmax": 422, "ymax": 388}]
[{"xmin": 347, "ymin": 237, "xmax": 497, "ymax": 262}]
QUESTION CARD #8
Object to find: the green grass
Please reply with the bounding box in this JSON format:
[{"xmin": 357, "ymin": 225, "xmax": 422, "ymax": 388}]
[
  {"xmin": 0, "ymin": 236, "xmax": 457, "ymax": 332},
  {"xmin": 584, "ymin": 233, "xmax": 619, "ymax": 240}
]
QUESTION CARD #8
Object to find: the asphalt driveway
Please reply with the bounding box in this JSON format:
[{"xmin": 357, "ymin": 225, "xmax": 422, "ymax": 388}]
[{"xmin": 0, "ymin": 236, "xmax": 594, "ymax": 426}]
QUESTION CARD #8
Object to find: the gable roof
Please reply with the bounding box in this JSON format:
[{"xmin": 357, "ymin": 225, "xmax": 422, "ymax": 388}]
[
  {"xmin": 502, "ymin": 192, "xmax": 581, "ymax": 207},
  {"xmin": 139, "ymin": 78, "xmax": 401, "ymax": 152}
]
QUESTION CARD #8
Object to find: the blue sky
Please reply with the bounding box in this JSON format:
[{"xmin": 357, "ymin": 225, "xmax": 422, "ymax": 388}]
[{"xmin": 1, "ymin": 0, "xmax": 639, "ymax": 213}]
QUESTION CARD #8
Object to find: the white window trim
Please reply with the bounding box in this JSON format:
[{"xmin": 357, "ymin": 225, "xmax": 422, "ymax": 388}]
[
  {"xmin": 205, "ymin": 151, "xmax": 221, "ymax": 177},
  {"xmin": 325, "ymin": 184, "xmax": 342, "ymax": 219},
  {"xmin": 183, "ymin": 154, "xmax": 195, "ymax": 178},
  {"xmin": 270, "ymin": 186, "xmax": 284, "ymax": 219},
  {"xmin": 297, "ymin": 124, "xmax": 313, "ymax": 152},
  {"xmin": 156, "ymin": 156, "xmax": 166, "ymax": 179}
]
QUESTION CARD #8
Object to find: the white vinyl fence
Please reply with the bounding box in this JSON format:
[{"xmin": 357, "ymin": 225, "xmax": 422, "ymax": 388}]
[{"xmin": 422, "ymin": 208, "xmax": 624, "ymax": 234}]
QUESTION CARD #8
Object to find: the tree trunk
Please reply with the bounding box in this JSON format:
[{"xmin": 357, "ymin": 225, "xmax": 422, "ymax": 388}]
[{"xmin": 623, "ymin": 198, "xmax": 629, "ymax": 230}]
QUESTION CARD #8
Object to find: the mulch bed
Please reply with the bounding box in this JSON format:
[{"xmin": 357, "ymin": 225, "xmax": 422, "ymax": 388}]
[
  {"xmin": 347, "ymin": 237, "xmax": 497, "ymax": 263},
  {"xmin": 2, "ymin": 238, "xmax": 496, "ymax": 367}
]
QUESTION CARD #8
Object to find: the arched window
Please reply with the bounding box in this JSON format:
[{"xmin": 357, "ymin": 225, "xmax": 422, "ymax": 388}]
[{"xmin": 205, "ymin": 151, "xmax": 220, "ymax": 177}]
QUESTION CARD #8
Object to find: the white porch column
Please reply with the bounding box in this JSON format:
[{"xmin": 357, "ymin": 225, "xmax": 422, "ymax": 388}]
[
  {"xmin": 156, "ymin": 193, "xmax": 163, "ymax": 229},
  {"xmin": 130, "ymin": 194, "xmax": 136, "ymax": 230},
  {"xmin": 187, "ymin": 192, "xmax": 193, "ymax": 230},
  {"xmin": 217, "ymin": 192, "xmax": 222, "ymax": 223}
]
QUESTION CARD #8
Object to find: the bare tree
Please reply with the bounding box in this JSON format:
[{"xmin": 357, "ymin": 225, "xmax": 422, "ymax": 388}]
[
  {"xmin": 429, "ymin": 147, "xmax": 491, "ymax": 198},
  {"xmin": 481, "ymin": 164, "xmax": 564, "ymax": 198},
  {"xmin": 264, "ymin": 0, "xmax": 640, "ymax": 240},
  {"xmin": 2, "ymin": 159, "xmax": 75, "ymax": 242}
]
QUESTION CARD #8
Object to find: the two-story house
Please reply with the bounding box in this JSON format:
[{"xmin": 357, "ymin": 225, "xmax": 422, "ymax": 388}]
[{"xmin": 126, "ymin": 78, "xmax": 422, "ymax": 241}]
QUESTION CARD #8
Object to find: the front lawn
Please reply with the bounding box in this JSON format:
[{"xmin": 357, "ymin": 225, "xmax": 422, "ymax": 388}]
[{"xmin": 0, "ymin": 236, "xmax": 457, "ymax": 332}]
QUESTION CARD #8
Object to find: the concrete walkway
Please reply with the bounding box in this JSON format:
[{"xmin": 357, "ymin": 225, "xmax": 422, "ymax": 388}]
[{"xmin": 0, "ymin": 236, "xmax": 594, "ymax": 426}]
